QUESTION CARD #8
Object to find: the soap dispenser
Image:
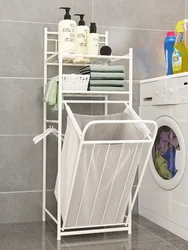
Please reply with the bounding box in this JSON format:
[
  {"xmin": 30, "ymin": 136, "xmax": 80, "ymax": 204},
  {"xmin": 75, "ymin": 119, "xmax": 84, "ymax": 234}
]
[
  {"xmin": 87, "ymin": 22, "xmax": 99, "ymax": 55},
  {"xmin": 74, "ymin": 14, "xmax": 89, "ymax": 55},
  {"xmin": 58, "ymin": 7, "xmax": 76, "ymax": 55}
]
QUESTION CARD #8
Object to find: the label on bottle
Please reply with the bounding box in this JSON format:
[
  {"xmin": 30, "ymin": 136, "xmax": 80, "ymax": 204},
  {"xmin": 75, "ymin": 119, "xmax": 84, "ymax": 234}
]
[
  {"xmin": 172, "ymin": 48, "xmax": 182, "ymax": 72},
  {"xmin": 76, "ymin": 28, "xmax": 88, "ymax": 54},
  {"xmin": 166, "ymin": 50, "xmax": 168, "ymax": 74},
  {"xmin": 59, "ymin": 22, "xmax": 76, "ymax": 54}
]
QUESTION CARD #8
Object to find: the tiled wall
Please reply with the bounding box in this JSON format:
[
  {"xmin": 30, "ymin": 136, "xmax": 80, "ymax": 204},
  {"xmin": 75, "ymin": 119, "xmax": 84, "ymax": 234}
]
[{"xmin": 0, "ymin": 0, "xmax": 186, "ymax": 223}]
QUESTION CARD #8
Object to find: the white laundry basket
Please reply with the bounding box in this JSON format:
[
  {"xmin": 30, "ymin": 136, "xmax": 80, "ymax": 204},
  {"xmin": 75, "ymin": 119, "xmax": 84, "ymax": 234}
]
[{"xmin": 54, "ymin": 104, "xmax": 153, "ymax": 228}]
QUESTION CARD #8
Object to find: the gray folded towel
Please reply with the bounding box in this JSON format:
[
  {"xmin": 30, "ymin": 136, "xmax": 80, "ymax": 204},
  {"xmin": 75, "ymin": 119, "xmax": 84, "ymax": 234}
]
[
  {"xmin": 90, "ymin": 80, "xmax": 124, "ymax": 87},
  {"xmin": 90, "ymin": 86, "xmax": 124, "ymax": 91},
  {"xmin": 90, "ymin": 72, "xmax": 125, "ymax": 80},
  {"xmin": 80, "ymin": 65, "xmax": 125, "ymax": 74}
]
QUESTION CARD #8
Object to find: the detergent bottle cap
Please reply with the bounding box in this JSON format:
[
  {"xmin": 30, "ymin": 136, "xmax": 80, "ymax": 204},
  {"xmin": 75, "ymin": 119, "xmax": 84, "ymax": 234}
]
[
  {"xmin": 167, "ymin": 31, "xmax": 175, "ymax": 37},
  {"xmin": 175, "ymin": 20, "xmax": 186, "ymax": 33},
  {"xmin": 60, "ymin": 7, "xmax": 71, "ymax": 20},
  {"xmin": 74, "ymin": 14, "xmax": 85, "ymax": 25}
]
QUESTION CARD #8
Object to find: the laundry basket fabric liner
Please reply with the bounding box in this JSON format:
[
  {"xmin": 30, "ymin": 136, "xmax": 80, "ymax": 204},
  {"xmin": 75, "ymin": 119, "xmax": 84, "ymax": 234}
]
[{"xmin": 55, "ymin": 106, "xmax": 150, "ymax": 227}]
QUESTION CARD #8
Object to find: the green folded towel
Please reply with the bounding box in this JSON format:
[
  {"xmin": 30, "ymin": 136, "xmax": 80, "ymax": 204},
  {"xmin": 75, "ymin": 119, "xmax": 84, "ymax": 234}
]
[
  {"xmin": 90, "ymin": 86, "xmax": 124, "ymax": 91},
  {"xmin": 90, "ymin": 72, "xmax": 125, "ymax": 80},
  {"xmin": 90, "ymin": 80, "xmax": 124, "ymax": 87},
  {"xmin": 80, "ymin": 65, "xmax": 125, "ymax": 73}
]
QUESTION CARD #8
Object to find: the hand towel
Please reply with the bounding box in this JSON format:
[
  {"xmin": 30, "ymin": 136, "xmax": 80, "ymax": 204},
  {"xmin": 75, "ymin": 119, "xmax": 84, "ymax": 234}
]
[{"xmin": 44, "ymin": 78, "xmax": 64, "ymax": 111}]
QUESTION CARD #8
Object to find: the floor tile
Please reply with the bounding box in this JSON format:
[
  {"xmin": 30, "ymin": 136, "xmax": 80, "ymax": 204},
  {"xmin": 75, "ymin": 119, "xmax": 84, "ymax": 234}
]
[
  {"xmin": 0, "ymin": 220, "xmax": 184, "ymax": 250},
  {"xmin": 167, "ymin": 239, "xmax": 188, "ymax": 250},
  {"xmin": 0, "ymin": 221, "xmax": 53, "ymax": 238},
  {"xmin": 61, "ymin": 223, "xmax": 160, "ymax": 247},
  {"xmin": 130, "ymin": 241, "xmax": 178, "ymax": 250},
  {"xmin": 133, "ymin": 215, "xmax": 181, "ymax": 241}
]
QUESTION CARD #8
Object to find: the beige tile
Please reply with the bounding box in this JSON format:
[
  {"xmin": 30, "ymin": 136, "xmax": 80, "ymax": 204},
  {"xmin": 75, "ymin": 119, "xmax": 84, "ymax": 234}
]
[
  {"xmin": 0, "ymin": 79, "xmax": 43, "ymax": 134},
  {"xmin": 94, "ymin": 0, "xmax": 185, "ymax": 30},
  {"xmin": 99, "ymin": 27, "xmax": 166, "ymax": 80},
  {"xmin": 0, "ymin": 22, "xmax": 57, "ymax": 77},
  {"xmin": 0, "ymin": 0, "xmax": 92, "ymax": 24},
  {"xmin": 0, "ymin": 136, "xmax": 42, "ymax": 192}
]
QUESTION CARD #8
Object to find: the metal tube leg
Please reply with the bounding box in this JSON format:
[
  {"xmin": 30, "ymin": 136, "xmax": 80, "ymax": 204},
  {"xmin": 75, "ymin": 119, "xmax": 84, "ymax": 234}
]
[
  {"xmin": 42, "ymin": 27, "xmax": 48, "ymax": 222},
  {"xmin": 57, "ymin": 55, "xmax": 63, "ymax": 241},
  {"xmin": 42, "ymin": 136, "xmax": 47, "ymax": 222},
  {"xmin": 128, "ymin": 193, "xmax": 132, "ymax": 235}
]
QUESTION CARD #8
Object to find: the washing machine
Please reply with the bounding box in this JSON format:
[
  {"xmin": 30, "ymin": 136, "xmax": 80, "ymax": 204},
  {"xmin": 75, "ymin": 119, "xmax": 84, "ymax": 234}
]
[{"xmin": 139, "ymin": 72, "xmax": 188, "ymax": 241}]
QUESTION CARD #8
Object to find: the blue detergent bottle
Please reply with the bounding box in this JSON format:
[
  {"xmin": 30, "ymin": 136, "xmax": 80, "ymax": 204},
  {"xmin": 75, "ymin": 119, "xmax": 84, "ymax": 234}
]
[{"xmin": 164, "ymin": 31, "xmax": 176, "ymax": 75}]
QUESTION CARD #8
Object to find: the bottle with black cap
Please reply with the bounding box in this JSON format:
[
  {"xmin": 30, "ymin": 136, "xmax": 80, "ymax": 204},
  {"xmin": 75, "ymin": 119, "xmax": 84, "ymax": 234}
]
[
  {"xmin": 87, "ymin": 22, "xmax": 99, "ymax": 55},
  {"xmin": 58, "ymin": 7, "xmax": 76, "ymax": 55},
  {"xmin": 74, "ymin": 14, "xmax": 89, "ymax": 55}
]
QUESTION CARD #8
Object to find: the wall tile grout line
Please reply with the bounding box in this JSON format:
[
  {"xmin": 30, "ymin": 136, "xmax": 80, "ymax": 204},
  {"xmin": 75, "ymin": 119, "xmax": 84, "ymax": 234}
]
[
  {"xmin": 0, "ymin": 189, "xmax": 54, "ymax": 194},
  {"xmin": 92, "ymin": 0, "xmax": 94, "ymax": 22},
  {"xmin": 0, "ymin": 77, "xmax": 44, "ymax": 80},
  {"xmin": 98, "ymin": 25, "xmax": 169, "ymax": 32},
  {"xmin": 0, "ymin": 19, "xmax": 58, "ymax": 25},
  {"xmin": 0, "ymin": 19, "xmax": 168, "ymax": 32},
  {"xmin": 185, "ymin": 0, "xmax": 187, "ymax": 18},
  {"xmin": 0, "ymin": 134, "xmax": 42, "ymax": 137}
]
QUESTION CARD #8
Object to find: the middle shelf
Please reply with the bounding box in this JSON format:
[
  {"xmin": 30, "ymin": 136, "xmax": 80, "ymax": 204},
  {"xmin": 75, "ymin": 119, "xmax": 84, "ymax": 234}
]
[{"xmin": 62, "ymin": 91, "xmax": 129, "ymax": 95}]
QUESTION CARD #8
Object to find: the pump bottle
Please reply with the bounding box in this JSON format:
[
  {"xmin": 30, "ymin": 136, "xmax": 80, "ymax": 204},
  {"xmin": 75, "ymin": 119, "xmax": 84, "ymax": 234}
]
[
  {"xmin": 74, "ymin": 14, "xmax": 89, "ymax": 55},
  {"xmin": 87, "ymin": 23, "xmax": 99, "ymax": 55},
  {"xmin": 58, "ymin": 7, "xmax": 76, "ymax": 55}
]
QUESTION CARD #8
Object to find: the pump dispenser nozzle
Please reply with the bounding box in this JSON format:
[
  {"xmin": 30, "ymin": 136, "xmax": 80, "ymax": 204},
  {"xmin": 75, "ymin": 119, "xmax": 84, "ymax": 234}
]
[
  {"xmin": 74, "ymin": 14, "xmax": 85, "ymax": 26},
  {"xmin": 59, "ymin": 7, "xmax": 71, "ymax": 20}
]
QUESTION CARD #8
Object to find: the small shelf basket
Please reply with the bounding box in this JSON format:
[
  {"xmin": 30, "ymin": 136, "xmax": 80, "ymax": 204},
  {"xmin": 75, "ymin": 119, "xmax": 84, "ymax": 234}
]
[{"xmin": 62, "ymin": 74, "xmax": 90, "ymax": 91}]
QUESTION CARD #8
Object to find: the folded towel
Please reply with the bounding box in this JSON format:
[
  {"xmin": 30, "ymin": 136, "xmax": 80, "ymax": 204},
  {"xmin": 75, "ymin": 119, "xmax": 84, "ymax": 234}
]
[
  {"xmin": 89, "ymin": 72, "xmax": 125, "ymax": 80},
  {"xmin": 90, "ymin": 79, "xmax": 124, "ymax": 87},
  {"xmin": 90, "ymin": 86, "xmax": 124, "ymax": 91},
  {"xmin": 80, "ymin": 65, "xmax": 125, "ymax": 74}
]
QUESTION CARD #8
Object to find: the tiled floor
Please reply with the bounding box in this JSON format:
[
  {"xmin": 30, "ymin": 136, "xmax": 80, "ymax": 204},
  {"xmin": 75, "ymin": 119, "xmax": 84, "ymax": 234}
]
[{"xmin": 0, "ymin": 215, "xmax": 188, "ymax": 250}]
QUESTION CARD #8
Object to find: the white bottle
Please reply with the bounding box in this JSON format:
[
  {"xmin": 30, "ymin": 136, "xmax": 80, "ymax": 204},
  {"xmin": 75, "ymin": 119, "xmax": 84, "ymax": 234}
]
[
  {"xmin": 87, "ymin": 23, "xmax": 99, "ymax": 55},
  {"xmin": 58, "ymin": 7, "xmax": 76, "ymax": 55},
  {"xmin": 74, "ymin": 14, "xmax": 89, "ymax": 55}
]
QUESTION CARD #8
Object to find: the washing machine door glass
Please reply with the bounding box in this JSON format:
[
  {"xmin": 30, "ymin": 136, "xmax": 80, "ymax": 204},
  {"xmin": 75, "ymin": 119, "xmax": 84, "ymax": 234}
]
[{"xmin": 151, "ymin": 116, "xmax": 186, "ymax": 190}]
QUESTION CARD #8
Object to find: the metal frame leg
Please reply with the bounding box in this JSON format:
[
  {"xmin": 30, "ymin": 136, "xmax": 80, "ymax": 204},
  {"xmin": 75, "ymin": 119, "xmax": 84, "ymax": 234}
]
[
  {"xmin": 57, "ymin": 55, "xmax": 63, "ymax": 241},
  {"xmin": 42, "ymin": 27, "xmax": 48, "ymax": 222},
  {"xmin": 128, "ymin": 193, "xmax": 132, "ymax": 235}
]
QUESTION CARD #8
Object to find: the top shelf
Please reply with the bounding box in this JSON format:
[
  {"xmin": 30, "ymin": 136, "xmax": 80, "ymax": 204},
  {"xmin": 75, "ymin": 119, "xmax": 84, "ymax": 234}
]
[
  {"xmin": 46, "ymin": 52, "xmax": 131, "ymax": 67},
  {"xmin": 45, "ymin": 28, "xmax": 132, "ymax": 66}
]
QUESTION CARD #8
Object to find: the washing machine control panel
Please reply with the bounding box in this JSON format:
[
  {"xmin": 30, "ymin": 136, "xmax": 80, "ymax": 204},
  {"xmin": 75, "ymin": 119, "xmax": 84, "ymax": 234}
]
[{"xmin": 140, "ymin": 73, "xmax": 188, "ymax": 106}]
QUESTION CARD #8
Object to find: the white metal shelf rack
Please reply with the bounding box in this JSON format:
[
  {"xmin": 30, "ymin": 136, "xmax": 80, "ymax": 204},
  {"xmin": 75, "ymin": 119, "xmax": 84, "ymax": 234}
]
[{"xmin": 42, "ymin": 27, "xmax": 157, "ymax": 241}]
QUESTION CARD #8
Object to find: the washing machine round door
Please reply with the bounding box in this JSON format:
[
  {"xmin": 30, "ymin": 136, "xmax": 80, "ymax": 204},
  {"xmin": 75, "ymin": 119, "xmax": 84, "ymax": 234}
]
[{"xmin": 150, "ymin": 116, "xmax": 186, "ymax": 190}]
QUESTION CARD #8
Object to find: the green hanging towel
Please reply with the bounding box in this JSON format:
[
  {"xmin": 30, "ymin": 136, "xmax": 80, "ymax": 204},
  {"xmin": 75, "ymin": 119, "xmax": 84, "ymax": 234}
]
[{"xmin": 44, "ymin": 78, "xmax": 64, "ymax": 111}]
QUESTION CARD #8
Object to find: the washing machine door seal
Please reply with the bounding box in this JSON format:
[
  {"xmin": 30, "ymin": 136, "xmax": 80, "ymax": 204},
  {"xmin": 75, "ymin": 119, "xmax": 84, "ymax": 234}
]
[{"xmin": 150, "ymin": 116, "xmax": 186, "ymax": 190}]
